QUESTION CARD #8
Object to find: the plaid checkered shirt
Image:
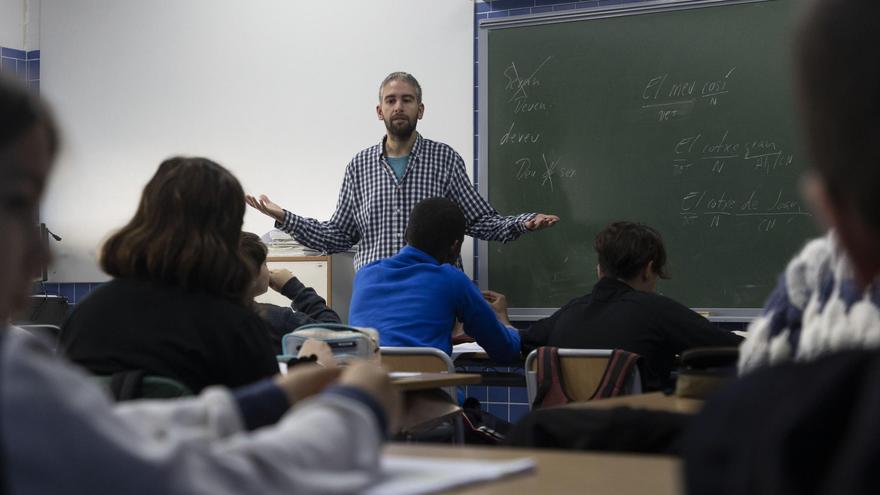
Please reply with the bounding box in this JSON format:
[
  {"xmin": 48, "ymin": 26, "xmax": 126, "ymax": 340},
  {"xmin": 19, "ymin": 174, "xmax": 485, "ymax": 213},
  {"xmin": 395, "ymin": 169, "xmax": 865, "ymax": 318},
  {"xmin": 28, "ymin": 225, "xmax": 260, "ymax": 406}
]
[{"xmin": 277, "ymin": 133, "xmax": 536, "ymax": 269}]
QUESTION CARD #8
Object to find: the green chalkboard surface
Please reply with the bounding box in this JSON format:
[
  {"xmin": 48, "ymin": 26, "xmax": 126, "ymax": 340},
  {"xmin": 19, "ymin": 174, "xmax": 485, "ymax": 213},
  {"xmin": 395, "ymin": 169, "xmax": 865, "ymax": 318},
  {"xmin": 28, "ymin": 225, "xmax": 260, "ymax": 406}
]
[{"xmin": 482, "ymin": 0, "xmax": 817, "ymax": 310}]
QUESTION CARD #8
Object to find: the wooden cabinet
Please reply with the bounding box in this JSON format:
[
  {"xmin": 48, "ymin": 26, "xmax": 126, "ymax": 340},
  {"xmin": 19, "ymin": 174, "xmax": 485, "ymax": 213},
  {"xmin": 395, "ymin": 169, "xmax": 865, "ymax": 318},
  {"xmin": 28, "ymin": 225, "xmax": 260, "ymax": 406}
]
[{"xmin": 255, "ymin": 256, "xmax": 331, "ymax": 307}]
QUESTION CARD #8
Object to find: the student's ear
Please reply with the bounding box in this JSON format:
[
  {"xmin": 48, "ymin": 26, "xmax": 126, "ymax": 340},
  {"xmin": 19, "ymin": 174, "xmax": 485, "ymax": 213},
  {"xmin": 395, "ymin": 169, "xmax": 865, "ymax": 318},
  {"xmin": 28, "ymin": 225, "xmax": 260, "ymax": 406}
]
[
  {"xmin": 642, "ymin": 260, "xmax": 655, "ymax": 281},
  {"xmin": 807, "ymin": 173, "xmax": 880, "ymax": 287},
  {"xmin": 596, "ymin": 264, "xmax": 604, "ymax": 279},
  {"xmin": 802, "ymin": 172, "xmax": 834, "ymax": 229},
  {"xmin": 827, "ymin": 199, "xmax": 880, "ymax": 288},
  {"xmin": 417, "ymin": 102, "xmax": 425, "ymax": 120},
  {"xmin": 449, "ymin": 238, "xmax": 462, "ymax": 260},
  {"xmin": 376, "ymin": 103, "xmax": 384, "ymax": 120},
  {"xmin": 451, "ymin": 238, "xmax": 462, "ymax": 253}
]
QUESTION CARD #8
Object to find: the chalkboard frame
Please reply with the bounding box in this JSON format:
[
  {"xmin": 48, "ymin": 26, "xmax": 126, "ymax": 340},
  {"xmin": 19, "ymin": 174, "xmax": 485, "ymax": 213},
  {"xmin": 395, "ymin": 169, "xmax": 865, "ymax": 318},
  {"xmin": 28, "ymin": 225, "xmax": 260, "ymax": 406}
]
[{"xmin": 476, "ymin": 0, "xmax": 782, "ymax": 322}]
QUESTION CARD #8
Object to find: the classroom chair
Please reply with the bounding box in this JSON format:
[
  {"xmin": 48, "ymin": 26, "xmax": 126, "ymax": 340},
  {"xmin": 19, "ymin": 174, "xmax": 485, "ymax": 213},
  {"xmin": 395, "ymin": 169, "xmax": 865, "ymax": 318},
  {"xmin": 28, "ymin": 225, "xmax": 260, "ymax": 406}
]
[
  {"xmin": 379, "ymin": 346, "xmax": 464, "ymax": 444},
  {"xmin": 380, "ymin": 346, "xmax": 455, "ymax": 372},
  {"xmin": 94, "ymin": 372, "xmax": 194, "ymax": 401},
  {"xmin": 17, "ymin": 324, "xmax": 62, "ymax": 351},
  {"xmin": 525, "ymin": 348, "xmax": 642, "ymax": 409}
]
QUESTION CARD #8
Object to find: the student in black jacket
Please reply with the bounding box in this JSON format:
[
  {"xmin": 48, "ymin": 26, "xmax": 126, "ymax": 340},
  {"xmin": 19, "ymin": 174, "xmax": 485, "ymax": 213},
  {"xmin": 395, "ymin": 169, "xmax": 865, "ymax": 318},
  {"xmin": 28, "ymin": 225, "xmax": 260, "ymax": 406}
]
[
  {"xmin": 239, "ymin": 232, "xmax": 341, "ymax": 353},
  {"xmin": 59, "ymin": 158, "xmax": 279, "ymax": 393},
  {"xmin": 518, "ymin": 221, "xmax": 742, "ymax": 391}
]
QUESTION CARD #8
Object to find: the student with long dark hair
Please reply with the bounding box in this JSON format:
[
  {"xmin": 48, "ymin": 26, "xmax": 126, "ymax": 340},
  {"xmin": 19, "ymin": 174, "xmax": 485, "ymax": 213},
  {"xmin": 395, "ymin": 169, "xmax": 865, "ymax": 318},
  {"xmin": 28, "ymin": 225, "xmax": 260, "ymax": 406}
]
[
  {"xmin": 0, "ymin": 76, "xmax": 397, "ymax": 493},
  {"xmin": 58, "ymin": 157, "xmax": 281, "ymax": 392}
]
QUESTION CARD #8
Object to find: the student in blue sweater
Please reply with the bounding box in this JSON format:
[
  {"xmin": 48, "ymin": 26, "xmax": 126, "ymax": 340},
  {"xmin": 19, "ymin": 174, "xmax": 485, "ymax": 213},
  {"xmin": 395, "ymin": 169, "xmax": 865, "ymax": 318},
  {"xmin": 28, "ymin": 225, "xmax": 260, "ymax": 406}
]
[{"xmin": 349, "ymin": 197, "xmax": 521, "ymax": 364}]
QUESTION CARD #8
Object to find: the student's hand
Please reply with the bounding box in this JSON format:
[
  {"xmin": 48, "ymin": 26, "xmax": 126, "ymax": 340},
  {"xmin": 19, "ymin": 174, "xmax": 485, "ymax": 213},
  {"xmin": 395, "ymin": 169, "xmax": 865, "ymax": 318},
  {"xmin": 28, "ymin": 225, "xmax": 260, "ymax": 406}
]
[
  {"xmin": 524, "ymin": 213, "xmax": 559, "ymax": 231},
  {"xmin": 269, "ymin": 268, "xmax": 295, "ymax": 291},
  {"xmin": 274, "ymin": 365, "xmax": 342, "ymax": 406},
  {"xmin": 482, "ymin": 290, "xmax": 512, "ymax": 326},
  {"xmin": 451, "ymin": 319, "xmax": 465, "ymax": 338},
  {"xmin": 297, "ymin": 339, "xmax": 337, "ymax": 367},
  {"xmin": 338, "ymin": 361, "xmax": 401, "ymax": 433},
  {"xmin": 246, "ymin": 194, "xmax": 286, "ymax": 223}
]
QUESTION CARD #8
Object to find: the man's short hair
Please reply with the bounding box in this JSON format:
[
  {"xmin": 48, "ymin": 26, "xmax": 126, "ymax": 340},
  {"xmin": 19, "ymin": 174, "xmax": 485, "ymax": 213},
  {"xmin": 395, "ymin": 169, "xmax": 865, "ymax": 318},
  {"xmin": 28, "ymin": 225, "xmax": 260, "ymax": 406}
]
[
  {"xmin": 595, "ymin": 221, "xmax": 669, "ymax": 281},
  {"xmin": 406, "ymin": 197, "xmax": 465, "ymax": 259},
  {"xmin": 379, "ymin": 72, "xmax": 422, "ymax": 103},
  {"xmin": 796, "ymin": 0, "xmax": 880, "ymax": 230}
]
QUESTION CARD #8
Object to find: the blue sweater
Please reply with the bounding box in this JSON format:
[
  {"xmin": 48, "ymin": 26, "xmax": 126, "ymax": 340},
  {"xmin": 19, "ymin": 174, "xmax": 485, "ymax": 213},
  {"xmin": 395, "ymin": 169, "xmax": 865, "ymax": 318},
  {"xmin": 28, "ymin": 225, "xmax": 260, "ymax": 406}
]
[{"xmin": 349, "ymin": 246, "xmax": 521, "ymax": 364}]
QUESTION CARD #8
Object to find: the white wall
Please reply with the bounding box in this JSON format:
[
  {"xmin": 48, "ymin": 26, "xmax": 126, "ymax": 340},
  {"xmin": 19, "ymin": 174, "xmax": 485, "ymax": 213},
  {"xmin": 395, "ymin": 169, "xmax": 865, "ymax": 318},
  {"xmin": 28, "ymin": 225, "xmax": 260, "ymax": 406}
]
[
  {"xmin": 40, "ymin": 0, "xmax": 474, "ymax": 282},
  {"xmin": 0, "ymin": 0, "xmax": 24, "ymax": 47},
  {"xmin": 24, "ymin": 0, "xmax": 37, "ymax": 49},
  {"xmin": 0, "ymin": 0, "xmax": 37, "ymax": 49}
]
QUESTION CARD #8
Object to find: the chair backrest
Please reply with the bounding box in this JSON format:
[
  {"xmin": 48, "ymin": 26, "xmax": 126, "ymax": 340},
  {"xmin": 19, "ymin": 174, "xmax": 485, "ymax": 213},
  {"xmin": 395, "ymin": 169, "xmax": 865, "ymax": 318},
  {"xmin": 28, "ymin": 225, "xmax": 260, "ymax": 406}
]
[
  {"xmin": 380, "ymin": 347, "xmax": 456, "ymax": 399},
  {"xmin": 525, "ymin": 348, "xmax": 642, "ymax": 408},
  {"xmin": 380, "ymin": 347, "xmax": 455, "ymax": 373},
  {"xmin": 17, "ymin": 324, "xmax": 61, "ymax": 351},
  {"xmin": 95, "ymin": 373, "xmax": 194, "ymax": 401},
  {"xmin": 138, "ymin": 376, "xmax": 194, "ymax": 399}
]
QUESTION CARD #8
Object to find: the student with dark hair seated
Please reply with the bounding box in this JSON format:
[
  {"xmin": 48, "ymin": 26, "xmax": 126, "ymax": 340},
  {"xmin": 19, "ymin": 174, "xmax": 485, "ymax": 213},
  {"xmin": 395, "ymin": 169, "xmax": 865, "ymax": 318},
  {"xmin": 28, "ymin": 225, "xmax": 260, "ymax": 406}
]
[
  {"xmin": 349, "ymin": 197, "xmax": 521, "ymax": 364},
  {"xmin": 239, "ymin": 231, "xmax": 341, "ymax": 353},
  {"xmin": 0, "ymin": 75, "xmax": 397, "ymax": 493},
  {"xmin": 519, "ymin": 221, "xmax": 743, "ymax": 391},
  {"xmin": 59, "ymin": 158, "xmax": 280, "ymax": 393}
]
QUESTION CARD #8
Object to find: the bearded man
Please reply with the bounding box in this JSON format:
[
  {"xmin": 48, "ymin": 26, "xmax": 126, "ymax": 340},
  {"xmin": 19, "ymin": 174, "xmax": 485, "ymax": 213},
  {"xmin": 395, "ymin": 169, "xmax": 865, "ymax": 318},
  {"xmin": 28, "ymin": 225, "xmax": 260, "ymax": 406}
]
[{"xmin": 247, "ymin": 72, "xmax": 558, "ymax": 269}]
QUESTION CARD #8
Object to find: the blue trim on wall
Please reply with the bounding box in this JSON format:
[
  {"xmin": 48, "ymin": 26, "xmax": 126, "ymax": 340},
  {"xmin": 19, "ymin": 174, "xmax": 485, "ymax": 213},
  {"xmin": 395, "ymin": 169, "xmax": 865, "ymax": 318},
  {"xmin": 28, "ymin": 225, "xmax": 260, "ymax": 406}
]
[
  {"xmin": 38, "ymin": 282, "xmax": 104, "ymax": 305},
  {"xmin": 0, "ymin": 45, "xmax": 40, "ymax": 92}
]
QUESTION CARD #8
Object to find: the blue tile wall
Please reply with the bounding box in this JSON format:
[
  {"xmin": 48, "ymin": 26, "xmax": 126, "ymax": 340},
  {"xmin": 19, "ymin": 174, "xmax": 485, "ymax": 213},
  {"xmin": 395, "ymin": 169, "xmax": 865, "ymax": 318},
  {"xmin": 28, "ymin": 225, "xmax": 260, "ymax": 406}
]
[
  {"xmin": 460, "ymin": 364, "xmax": 530, "ymax": 424},
  {"xmin": 0, "ymin": 46, "xmax": 39, "ymax": 92},
  {"xmin": 38, "ymin": 282, "xmax": 103, "ymax": 305}
]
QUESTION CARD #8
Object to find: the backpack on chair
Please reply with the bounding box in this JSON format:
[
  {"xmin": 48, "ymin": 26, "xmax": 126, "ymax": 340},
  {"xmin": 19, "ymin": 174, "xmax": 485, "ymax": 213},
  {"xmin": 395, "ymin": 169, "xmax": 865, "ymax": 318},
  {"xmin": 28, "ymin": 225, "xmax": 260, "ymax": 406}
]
[{"xmin": 532, "ymin": 347, "xmax": 641, "ymax": 409}]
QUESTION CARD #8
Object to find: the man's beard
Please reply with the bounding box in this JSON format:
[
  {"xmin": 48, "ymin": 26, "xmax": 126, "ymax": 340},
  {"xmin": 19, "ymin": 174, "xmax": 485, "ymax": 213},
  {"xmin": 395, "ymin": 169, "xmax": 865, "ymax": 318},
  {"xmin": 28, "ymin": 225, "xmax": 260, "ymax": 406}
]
[{"xmin": 386, "ymin": 116, "xmax": 417, "ymax": 140}]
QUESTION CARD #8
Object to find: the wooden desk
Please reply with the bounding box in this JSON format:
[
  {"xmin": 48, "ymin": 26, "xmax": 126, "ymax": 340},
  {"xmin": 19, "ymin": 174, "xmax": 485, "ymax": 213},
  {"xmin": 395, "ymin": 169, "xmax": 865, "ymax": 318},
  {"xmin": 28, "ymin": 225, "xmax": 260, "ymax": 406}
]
[
  {"xmin": 385, "ymin": 443, "xmax": 682, "ymax": 494},
  {"xmin": 566, "ymin": 392, "xmax": 703, "ymax": 414},
  {"xmin": 391, "ymin": 372, "xmax": 482, "ymax": 392}
]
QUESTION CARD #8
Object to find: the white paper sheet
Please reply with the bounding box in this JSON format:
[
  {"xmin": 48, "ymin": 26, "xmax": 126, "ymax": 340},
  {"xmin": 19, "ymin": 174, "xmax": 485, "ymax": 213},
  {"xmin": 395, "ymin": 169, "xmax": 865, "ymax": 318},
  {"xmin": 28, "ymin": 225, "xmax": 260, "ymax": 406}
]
[
  {"xmin": 365, "ymin": 455, "xmax": 536, "ymax": 495},
  {"xmin": 451, "ymin": 342, "xmax": 486, "ymax": 361}
]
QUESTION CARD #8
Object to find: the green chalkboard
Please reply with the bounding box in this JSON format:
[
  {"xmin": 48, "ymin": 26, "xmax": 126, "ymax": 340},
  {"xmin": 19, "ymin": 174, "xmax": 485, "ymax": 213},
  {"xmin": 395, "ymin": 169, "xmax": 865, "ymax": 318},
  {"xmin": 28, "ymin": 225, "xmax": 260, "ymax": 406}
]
[{"xmin": 482, "ymin": 0, "xmax": 817, "ymax": 310}]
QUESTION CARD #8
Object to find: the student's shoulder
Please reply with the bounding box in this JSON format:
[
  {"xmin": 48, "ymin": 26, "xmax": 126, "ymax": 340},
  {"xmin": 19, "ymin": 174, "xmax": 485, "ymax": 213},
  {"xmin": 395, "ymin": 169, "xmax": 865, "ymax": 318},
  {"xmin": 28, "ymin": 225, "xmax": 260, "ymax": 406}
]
[
  {"xmin": 67, "ymin": 278, "xmax": 147, "ymax": 310},
  {"xmin": 437, "ymin": 264, "xmax": 479, "ymax": 294},
  {"xmin": 354, "ymin": 258, "xmax": 386, "ymax": 278},
  {"xmin": 623, "ymin": 290, "xmax": 695, "ymax": 318},
  {"xmin": 559, "ymin": 293, "xmax": 593, "ymax": 309},
  {"xmin": 438, "ymin": 263, "xmax": 470, "ymax": 280}
]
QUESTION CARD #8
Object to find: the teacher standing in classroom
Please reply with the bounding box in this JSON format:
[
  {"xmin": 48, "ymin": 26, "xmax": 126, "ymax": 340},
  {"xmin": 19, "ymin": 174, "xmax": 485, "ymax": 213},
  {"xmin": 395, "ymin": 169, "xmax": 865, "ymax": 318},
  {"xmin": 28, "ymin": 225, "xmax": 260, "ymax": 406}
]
[{"xmin": 247, "ymin": 72, "xmax": 559, "ymax": 269}]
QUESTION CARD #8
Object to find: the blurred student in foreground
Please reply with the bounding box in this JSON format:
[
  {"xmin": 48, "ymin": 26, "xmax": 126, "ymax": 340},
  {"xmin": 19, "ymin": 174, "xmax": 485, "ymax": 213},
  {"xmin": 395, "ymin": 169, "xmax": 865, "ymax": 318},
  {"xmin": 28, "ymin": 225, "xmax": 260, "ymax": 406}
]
[
  {"xmin": 685, "ymin": 1, "xmax": 880, "ymax": 492},
  {"xmin": 0, "ymin": 76, "xmax": 397, "ymax": 494}
]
